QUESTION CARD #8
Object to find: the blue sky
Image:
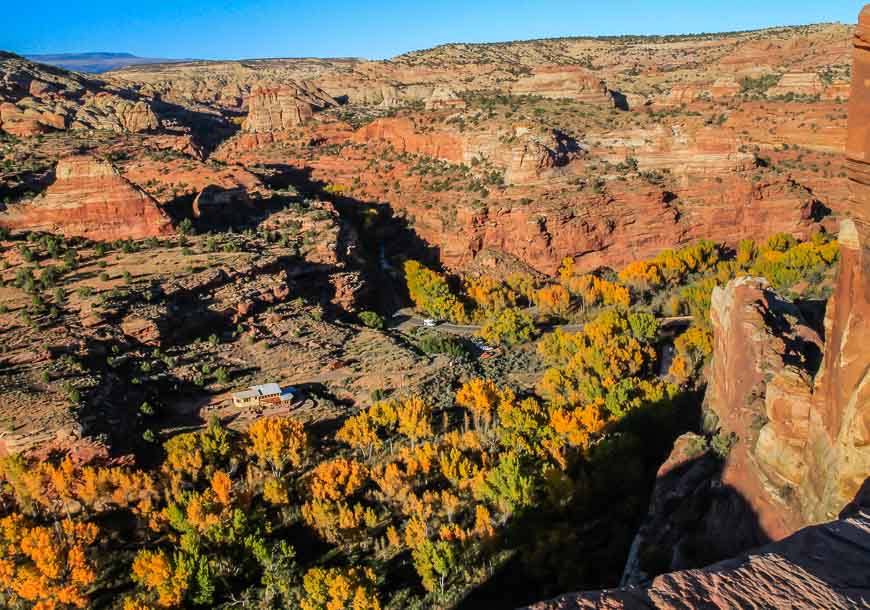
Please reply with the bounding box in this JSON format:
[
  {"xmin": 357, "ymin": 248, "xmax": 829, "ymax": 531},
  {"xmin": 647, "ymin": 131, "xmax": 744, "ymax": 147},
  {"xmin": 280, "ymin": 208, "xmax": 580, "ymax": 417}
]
[{"xmin": 3, "ymin": 1, "xmax": 865, "ymax": 60}]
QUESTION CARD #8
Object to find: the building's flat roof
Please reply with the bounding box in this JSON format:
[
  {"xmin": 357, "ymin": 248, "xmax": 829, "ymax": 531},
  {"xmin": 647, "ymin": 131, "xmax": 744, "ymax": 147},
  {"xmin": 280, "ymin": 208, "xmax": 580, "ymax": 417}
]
[
  {"xmin": 233, "ymin": 383, "xmax": 285, "ymax": 400},
  {"xmin": 253, "ymin": 383, "xmax": 282, "ymax": 396}
]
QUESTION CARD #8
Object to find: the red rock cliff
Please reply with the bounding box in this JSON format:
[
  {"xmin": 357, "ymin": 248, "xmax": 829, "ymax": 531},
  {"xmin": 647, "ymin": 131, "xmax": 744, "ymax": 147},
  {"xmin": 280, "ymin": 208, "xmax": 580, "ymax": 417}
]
[
  {"xmin": 686, "ymin": 4, "xmax": 870, "ymax": 545},
  {"xmin": 0, "ymin": 156, "xmax": 174, "ymax": 241},
  {"xmin": 243, "ymin": 82, "xmax": 336, "ymax": 132}
]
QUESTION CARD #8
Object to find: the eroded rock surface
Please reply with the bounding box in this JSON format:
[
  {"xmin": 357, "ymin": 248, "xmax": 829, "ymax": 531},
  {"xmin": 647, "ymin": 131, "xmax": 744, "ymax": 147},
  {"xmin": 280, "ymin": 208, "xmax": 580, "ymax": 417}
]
[
  {"xmin": 0, "ymin": 155, "xmax": 174, "ymax": 240},
  {"xmin": 0, "ymin": 52, "xmax": 162, "ymax": 137},
  {"xmin": 242, "ymin": 82, "xmax": 337, "ymax": 132}
]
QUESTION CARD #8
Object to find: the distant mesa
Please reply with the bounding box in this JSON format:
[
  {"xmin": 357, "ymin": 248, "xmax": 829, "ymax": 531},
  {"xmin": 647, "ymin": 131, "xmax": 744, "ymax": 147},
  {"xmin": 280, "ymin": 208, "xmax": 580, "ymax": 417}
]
[{"xmin": 24, "ymin": 52, "xmax": 189, "ymax": 74}]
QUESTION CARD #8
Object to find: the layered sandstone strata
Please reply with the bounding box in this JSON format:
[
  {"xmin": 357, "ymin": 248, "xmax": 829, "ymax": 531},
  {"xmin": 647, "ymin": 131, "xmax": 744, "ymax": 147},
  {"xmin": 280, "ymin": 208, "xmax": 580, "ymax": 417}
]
[
  {"xmin": 0, "ymin": 156, "xmax": 174, "ymax": 240},
  {"xmin": 418, "ymin": 177, "xmax": 819, "ymax": 276},
  {"xmin": 766, "ymin": 72, "xmax": 826, "ymax": 97},
  {"xmin": 509, "ymin": 66, "xmax": 611, "ymax": 102},
  {"xmin": 242, "ymin": 82, "xmax": 337, "ymax": 132}
]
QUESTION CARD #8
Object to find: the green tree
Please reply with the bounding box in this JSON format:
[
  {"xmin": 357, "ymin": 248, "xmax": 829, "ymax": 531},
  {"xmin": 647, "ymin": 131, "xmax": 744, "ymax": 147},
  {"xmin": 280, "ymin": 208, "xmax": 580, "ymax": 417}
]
[
  {"xmin": 359, "ymin": 310, "xmax": 385, "ymax": 329},
  {"xmin": 404, "ymin": 260, "xmax": 466, "ymax": 322},
  {"xmin": 479, "ymin": 307, "xmax": 536, "ymax": 346},
  {"xmin": 412, "ymin": 540, "xmax": 459, "ymax": 596}
]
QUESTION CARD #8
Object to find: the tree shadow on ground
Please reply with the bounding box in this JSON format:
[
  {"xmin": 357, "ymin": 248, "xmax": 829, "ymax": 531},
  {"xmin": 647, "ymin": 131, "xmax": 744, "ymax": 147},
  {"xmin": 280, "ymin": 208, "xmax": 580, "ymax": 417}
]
[
  {"xmin": 251, "ymin": 163, "xmax": 441, "ymax": 315},
  {"xmin": 458, "ymin": 387, "xmax": 758, "ymax": 609}
]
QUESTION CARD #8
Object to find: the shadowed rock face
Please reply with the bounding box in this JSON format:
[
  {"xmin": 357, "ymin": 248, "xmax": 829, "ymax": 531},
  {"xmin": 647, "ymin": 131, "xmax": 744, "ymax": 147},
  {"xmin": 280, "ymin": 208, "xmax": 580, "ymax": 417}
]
[
  {"xmin": 522, "ymin": 484, "xmax": 870, "ymax": 609},
  {"xmin": 0, "ymin": 155, "xmax": 174, "ymax": 240}
]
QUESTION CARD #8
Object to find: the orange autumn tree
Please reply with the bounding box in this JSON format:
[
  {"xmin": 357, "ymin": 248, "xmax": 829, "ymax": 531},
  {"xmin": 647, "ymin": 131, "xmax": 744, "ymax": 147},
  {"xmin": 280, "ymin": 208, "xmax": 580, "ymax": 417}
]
[
  {"xmin": 301, "ymin": 459, "xmax": 376, "ymax": 542},
  {"xmin": 130, "ymin": 549, "xmax": 192, "ymax": 608},
  {"xmin": 337, "ymin": 394, "xmax": 433, "ymax": 455},
  {"xmin": 336, "ymin": 411, "xmax": 382, "ymax": 458},
  {"xmin": 247, "ymin": 416, "xmax": 309, "ymax": 476},
  {"xmin": 396, "ymin": 396, "xmax": 434, "ymax": 446},
  {"xmin": 456, "ymin": 378, "xmax": 514, "ymax": 431},
  {"xmin": 535, "ymin": 284, "xmax": 571, "ymax": 317},
  {"xmin": 161, "ymin": 417, "xmax": 232, "ymax": 495},
  {"xmin": 464, "ymin": 276, "xmax": 518, "ymax": 317},
  {"xmin": 618, "ymin": 260, "xmax": 664, "ymax": 295},
  {"xmin": 0, "ymin": 514, "xmax": 99, "ymax": 610},
  {"xmin": 0, "ymin": 454, "xmax": 158, "ymax": 521}
]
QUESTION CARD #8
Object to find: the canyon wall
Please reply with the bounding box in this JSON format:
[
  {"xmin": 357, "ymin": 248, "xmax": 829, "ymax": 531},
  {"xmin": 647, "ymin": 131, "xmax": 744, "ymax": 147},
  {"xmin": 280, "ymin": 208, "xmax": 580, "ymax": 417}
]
[
  {"xmin": 701, "ymin": 5, "xmax": 870, "ymax": 535},
  {"xmin": 526, "ymin": 8, "xmax": 869, "ymax": 608}
]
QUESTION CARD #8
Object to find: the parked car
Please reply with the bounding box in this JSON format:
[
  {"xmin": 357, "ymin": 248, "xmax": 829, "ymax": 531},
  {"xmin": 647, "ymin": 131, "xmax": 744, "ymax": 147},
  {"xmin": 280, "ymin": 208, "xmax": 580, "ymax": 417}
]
[{"xmin": 422, "ymin": 318, "xmax": 439, "ymax": 328}]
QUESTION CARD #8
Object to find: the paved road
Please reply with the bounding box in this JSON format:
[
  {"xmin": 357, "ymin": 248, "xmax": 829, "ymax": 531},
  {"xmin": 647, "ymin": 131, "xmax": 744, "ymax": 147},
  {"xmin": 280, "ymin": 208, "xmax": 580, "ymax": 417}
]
[{"xmin": 392, "ymin": 308, "xmax": 693, "ymax": 337}]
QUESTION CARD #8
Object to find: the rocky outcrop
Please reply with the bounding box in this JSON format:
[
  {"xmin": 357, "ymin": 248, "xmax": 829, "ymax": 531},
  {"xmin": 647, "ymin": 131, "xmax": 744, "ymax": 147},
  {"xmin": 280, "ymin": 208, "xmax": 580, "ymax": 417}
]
[
  {"xmin": 91, "ymin": 96, "xmax": 159, "ymax": 132},
  {"xmin": 0, "ymin": 53, "xmax": 162, "ymax": 137},
  {"xmin": 809, "ymin": 5, "xmax": 870, "ymax": 521},
  {"xmin": 692, "ymin": 6, "xmax": 870, "ymax": 539},
  {"xmin": 424, "ymin": 85, "xmax": 466, "ymax": 110},
  {"xmin": 523, "ymin": 483, "xmax": 870, "ymax": 609},
  {"xmin": 509, "ymin": 66, "xmax": 610, "ymax": 102},
  {"xmin": 352, "ymin": 117, "xmax": 465, "ymax": 160},
  {"xmin": 192, "ymin": 184, "xmax": 252, "ymax": 219},
  {"xmin": 242, "ymin": 82, "xmax": 337, "ymax": 132},
  {"xmin": 352, "ymin": 118, "xmax": 582, "ymax": 185},
  {"xmin": 702, "ymin": 277, "xmax": 825, "ymax": 537},
  {"xmin": 0, "ymin": 156, "xmax": 174, "ymax": 240},
  {"xmin": 767, "ymin": 72, "xmax": 826, "ymax": 97}
]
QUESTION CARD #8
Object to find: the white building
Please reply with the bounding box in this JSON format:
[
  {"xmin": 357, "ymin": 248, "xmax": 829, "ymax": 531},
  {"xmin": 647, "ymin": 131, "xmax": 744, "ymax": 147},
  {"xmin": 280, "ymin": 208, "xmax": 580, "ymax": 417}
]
[{"xmin": 232, "ymin": 383, "xmax": 296, "ymax": 408}]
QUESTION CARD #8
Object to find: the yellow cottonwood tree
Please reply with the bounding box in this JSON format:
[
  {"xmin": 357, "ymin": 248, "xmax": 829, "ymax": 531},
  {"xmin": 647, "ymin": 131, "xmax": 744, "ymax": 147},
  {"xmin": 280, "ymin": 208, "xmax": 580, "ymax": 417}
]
[{"xmin": 247, "ymin": 416, "xmax": 309, "ymax": 476}]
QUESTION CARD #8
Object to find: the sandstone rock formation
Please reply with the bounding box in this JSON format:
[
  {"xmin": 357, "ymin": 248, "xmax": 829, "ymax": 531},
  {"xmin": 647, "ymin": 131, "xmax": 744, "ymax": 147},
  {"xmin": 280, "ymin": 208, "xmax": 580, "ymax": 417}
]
[
  {"xmin": 509, "ymin": 66, "xmax": 611, "ymax": 103},
  {"xmin": 767, "ymin": 72, "xmax": 826, "ymax": 97},
  {"xmin": 408, "ymin": 176, "xmax": 818, "ymax": 276},
  {"xmin": 242, "ymin": 82, "xmax": 337, "ymax": 132},
  {"xmin": 0, "ymin": 52, "xmax": 162, "ymax": 137},
  {"xmin": 0, "ymin": 156, "xmax": 174, "ymax": 240},
  {"xmin": 192, "ymin": 184, "xmax": 252, "ymax": 219},
  {"xmin": 691, "ymin": 7, "xmax": 870, "ymax": 538},
  {"xmin": 525, "ymin": 9, "xmax": 870, "ymax": 607},
  {"xmin": 424, "ymin": 85, "xmax": 466, "ymax": 110}
]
